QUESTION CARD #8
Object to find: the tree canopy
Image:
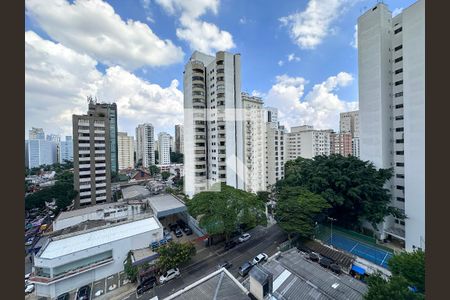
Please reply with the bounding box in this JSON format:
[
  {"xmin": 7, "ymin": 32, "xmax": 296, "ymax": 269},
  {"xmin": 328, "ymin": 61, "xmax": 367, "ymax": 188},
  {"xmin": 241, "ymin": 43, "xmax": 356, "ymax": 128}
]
[
  {"xmin": 161, "ymin": 171, "xmax": 171, "ymax": 181},
  {"xmin": 170, "ymin": 152, "xmax": 184, "ymax": 163},
  {"xmin": 277, "ymin": 155, "xmax": 403, "ymax": 230},
  {"xmin": 156, "ymin": 242, "xmax": 196, "ymax": 271},
  {"xmin": 276, "ymin": 186, "xmax": 330, "ymax": 239},
  {"xmin": 149, "ymin": 165, "xmax": 160, "ymax": 176},
  {"xmin": 187, "ymin": 183, "xmax": 267, "ymax": 241}
]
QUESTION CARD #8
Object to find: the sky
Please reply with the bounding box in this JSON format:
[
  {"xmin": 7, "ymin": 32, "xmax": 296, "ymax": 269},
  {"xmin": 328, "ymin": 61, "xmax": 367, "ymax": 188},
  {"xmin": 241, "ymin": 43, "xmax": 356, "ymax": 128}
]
[{"xmin": 25, "ymin": 0, "xmax": 416, "ymax": 139}]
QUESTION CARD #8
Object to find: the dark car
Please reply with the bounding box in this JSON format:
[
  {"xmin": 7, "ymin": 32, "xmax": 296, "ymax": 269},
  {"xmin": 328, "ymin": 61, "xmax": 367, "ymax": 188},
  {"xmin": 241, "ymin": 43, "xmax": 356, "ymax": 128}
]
[
  {"xmin": 76, "ymin": 285, "xmax": 91, "ymax": 300},
  {"xmin": 175, "ymin": 228, "xmax": 183, "ymax": 238},
  {"xmin": 176, "ymin": 219, "xmax": 187, "ymax": 228},
  {"xmin": 169, "ymin": 223, "xmax": 178, "ymax": 232},
  {"xmin": 56, "ymin": 293, "xmax": 70, "ymax": 300},
  {"xmin": 319, "ymin": 257, "xmax": 333, "ymax": 269},
  {"xmin": 238, "ymin": 261, "xmax": 254, "ymax": 277},
  {"xmin": 224, "ymin": 240, "xmax": 237, "ymax": 251},
  {"xmin": 217, "ymin": 261, "xmax": 233, "ymax": 270},
  {"xmin": 136, "ymin": 276, "xmax": 157, "ymax": 295},
  {"xmin": 183, "ymin": 227, "xmax": 193, "ymax": 235}
]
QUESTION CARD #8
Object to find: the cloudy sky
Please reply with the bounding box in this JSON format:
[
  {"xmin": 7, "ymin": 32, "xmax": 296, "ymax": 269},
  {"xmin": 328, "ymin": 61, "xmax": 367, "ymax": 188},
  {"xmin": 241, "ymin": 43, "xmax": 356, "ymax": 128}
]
[{"xmin": 25, "ymin": 0, "xmax": 415, "ymax": 139}]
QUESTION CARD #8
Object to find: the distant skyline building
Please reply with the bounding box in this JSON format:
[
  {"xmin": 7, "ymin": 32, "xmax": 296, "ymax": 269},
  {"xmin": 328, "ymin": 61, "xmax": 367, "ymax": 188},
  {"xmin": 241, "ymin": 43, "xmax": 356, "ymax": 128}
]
[
  {"xmin": 158, "ymin": 132, "xmax": 171, "ymax": 165},
  {"xmin": 340, "ymin": 110, "xmax": 360, "ymax": 158},
  {"xmin": 286, "ymin": 125, "xmax": 333, "ymax": 160},
  {"xmin": 358, "ymin": 0, "xmax": 424, "ymax": 250},
  {"xmin": 117, "ymin": 132, "xmax": 135, "ymax": 170},
  {"xmin": 175, "ymin": 124, "xmax": 184, "ymax": 154},
  {"xmin": 330, "ymin": 132, "xmax": 353, "ymax": 156},
  {"xmin": 25, "ymin": 139, "xmax": 57, "ymax": 168},
  {"xmin": 73, "ymin": 100, "xmax": 112, "ymax": 208},
  {"xmin": 265, "ymin": 107, "xmax": 286, "ymax": 188},
  {"xmin": 265, "ymin": 107, "xmax": 278, "ymax": 123},
  {"xmin": 59, "ymin": 136, "xmax": 73, "ymax": 164},
  {"xmin": 29, "ymin": 127, "xmax": 45, "ymax": 140},
  {"xmin": 135, "ymin": 123, "xmax": 155, "ymax": 168},
  {"xmin": 183, "ymin": 51, "xmax": 245, "ymax": 197},
  {"xmin": 242, "ymin": 92, "xmax": 266, "ymax": 193}
]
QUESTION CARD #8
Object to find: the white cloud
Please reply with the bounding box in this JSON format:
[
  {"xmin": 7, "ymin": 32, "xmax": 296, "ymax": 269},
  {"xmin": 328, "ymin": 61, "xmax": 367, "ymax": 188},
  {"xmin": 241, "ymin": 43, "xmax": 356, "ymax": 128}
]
[
  {"xmin": 350, "ymin": 24, "xmax": 358, "ymax": 49},
  {"xmin": 25, "ymin": 0, "xmax": 184, "ymax": 70},
  {"xmin": 280, "ymin": 0, "xmax": 354, "ymax": 49},
  {"xmin": 265, "ymin": 72, "xmax": 357, "ymax": 131},
  {"xmin": 239, "ymin": 17, "xmax": 247, "ymax": 24},
  {"xmin": 155, "ymin": 0, "xmax": 235, "ymax": 54},
  {"xmin": 287, "ymin": 53, "xmax": 301, "ymax": 62},
  {"xmin": 278, "ymin": 60, "xmax": 284, "ymax": 66},
  {"xmin": 392, "ymin": 7, "xmax": 403, "ymax": 17},
  {"xmin": 25, "ymin": 31, "xmax": 183, "ymax": 137}
]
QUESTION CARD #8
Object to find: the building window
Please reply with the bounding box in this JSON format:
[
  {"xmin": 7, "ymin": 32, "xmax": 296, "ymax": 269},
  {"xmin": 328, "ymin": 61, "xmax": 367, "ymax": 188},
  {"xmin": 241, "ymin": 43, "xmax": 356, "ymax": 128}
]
[
  {"xmin": 396, "ymin": 139, "xmax": 404, "ymax": 144},
  {"xmin": 395, "ymin": 68, "xmax": 403, "ymax": 74},
  {"xmin": 395, "ymin": 92, "xmax": 403, "ymax": 97},
  {"xmin": 394, "ymin": 45, "xmax": 403, "ymax": 51},
  {"xmin": 395, "ymin": 115, "xmax": 404, "ymax": 120},
  {"xmin": 394, "ymin": 57, "xmax": 403, "ymax": 63},
  {"xmin": 396, "ymin": 174, "xmax": 405, "ymax": 178},
  {"xmin": 395, "ymin": 127, "xmax": 404, "ymax": 132},
  {"xmin": 396, "ymin": 185, "xmax": 405, "ymax": 191},
  {"xmin": 395, "ymin": 104, "xmax": 404, "ymax": 109},
  {"xmin": 396, "ymin": 151, "xmax": 404, "ymax": 155},
  {"xmin": 397, "ymin": 197, "xmax": 405, "ymax": 202},
  {"xmin": 396, "ymin": 162, "xmax": 404, "ymax": 167},
  {"xmin": 395, "ymin": 80, "xmax": 403, "ymax": 86},
  {"xmin": 394, "ymin": 27, "xmax": 403, "ymax": 34}
]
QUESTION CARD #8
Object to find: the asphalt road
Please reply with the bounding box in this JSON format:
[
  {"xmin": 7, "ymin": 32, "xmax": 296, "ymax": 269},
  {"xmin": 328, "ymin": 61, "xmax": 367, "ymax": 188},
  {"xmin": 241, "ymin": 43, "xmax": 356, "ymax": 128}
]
[{"xmin": 124, "ymin": 224, "xmax": 287, "ymax": 300}]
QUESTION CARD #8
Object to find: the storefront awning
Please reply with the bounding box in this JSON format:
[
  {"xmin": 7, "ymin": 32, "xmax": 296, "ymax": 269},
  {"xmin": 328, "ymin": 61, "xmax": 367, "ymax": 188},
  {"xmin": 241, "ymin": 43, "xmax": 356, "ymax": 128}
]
[{"xmin": 351, "ymin": 265, "xmax": 366, "ymax": 275}]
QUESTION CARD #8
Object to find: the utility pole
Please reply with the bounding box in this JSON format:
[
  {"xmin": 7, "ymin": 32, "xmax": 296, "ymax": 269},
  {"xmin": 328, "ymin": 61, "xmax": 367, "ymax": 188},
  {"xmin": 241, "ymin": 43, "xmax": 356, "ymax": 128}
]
[{"xmin": 328, "ymin": 217, "xmax": 337, "ymax": 246}]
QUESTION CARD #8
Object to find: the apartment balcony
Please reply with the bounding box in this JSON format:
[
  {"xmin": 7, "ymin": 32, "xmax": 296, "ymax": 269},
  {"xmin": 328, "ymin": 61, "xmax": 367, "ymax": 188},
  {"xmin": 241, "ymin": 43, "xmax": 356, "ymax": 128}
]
[
  {"xmin": 94, "ymin": 136, "xmax": 105, "ymax": 141},
  {"xmin": 79, "ymin": 171, "xmax": 91, "ymax": 176},
  {"xmin": 79, "ymin": 191, "xmax": 92, "ymax": 197},
  {"xmin": 384, "ymin": 226, "xmax": 405, "ymax": 240},
  {"xmin": 96, "ymin": 195, "xmax": 107, "ymax": 201},
  {"xmin": 78, "ymin": 129, "xmax": 90, "ymax": 134},
  {"xmin": 95, "ymin": 169, "xmax": 106, "ymax": 175},
  {"xmin": 78, "ymin": 136, "xmax": 90, "ymax": 141},
  {"xmin": 95, "ymin": 156, "xmax": 106, "ymax": 161},
  {"xmin": 95, "ymin": 150, "xmax": 106, "ymax": 154},
  {"xmin": 79, "ymin": 177, "xmax": 91, "ymax": 183}
]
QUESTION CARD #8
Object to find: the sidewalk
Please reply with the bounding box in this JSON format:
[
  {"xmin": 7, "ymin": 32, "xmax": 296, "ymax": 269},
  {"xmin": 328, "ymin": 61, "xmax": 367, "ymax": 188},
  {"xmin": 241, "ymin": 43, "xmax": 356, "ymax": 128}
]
[{"xmin": 94, "ymin": 282, "xmax": 137, "ymax": 300}]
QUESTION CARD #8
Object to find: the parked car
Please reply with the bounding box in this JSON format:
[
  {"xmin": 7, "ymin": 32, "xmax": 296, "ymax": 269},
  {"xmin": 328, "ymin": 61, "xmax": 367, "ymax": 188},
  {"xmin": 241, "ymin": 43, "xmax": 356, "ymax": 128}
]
[
  {"xmin": 224, "ymin": 240, "xmax": 237, "ymax": 251},
  {"xmin": 25, "ymin": 237, "xmax": 34, "ymax": 246},
  {"xmin": 25, "ymin": 284, "xmax": 35, "ymax": 294},
  {"xmin": 159, "ymin": 238, "xmax": 167, "ymax": 246},
  {"xmin": 137, "ymin": 276, "xmax": 157, "ymax": 295},
  {"xmin": 56, "ymin": 292, "xmax": 70, "ymax": 300},
  {"xmin": 238, "ymin": 233, "xmax": 251, "ymax": 243},
  {"xmin": 25, "ymin": 273, "xmax": 31, "ymax": 280},
  {"xmin": 176, "ymin": 219, "xmax": 187, "ymax": 228},
  {"xmin": 217, "ymin": 261, "xmax": 233, "ymax": 270},
  {"xmin": 238, "ymin": 261, "xmax": 254, "ymax": 277},
  {"xmin": 76, "ymin": 285, "xmax": 91, "ymax": 300},
  {"xmin": 175, "ymin": 228, "xmax": 183, "ymax": 238},
  {"xmin": 151, "ymin": 241, "xmax": 159, "ymax": 250},
  {"xmin": 183, "ymin": 227, "xmax": 193, "ymax": 235},
  {"xmin": 165, "ymin": 233, "xmax": 173, "ymax": 242},
  {"xmin": 159, "ymin": 268, "xmax": 180, "ymax": 284},
  {"xmin": 169, "ymin": 223, "xmax": 178, "ymax": 232},
  {"xmin": 252, "ymin": 253, "xmax": 269, "ymax": 265}
]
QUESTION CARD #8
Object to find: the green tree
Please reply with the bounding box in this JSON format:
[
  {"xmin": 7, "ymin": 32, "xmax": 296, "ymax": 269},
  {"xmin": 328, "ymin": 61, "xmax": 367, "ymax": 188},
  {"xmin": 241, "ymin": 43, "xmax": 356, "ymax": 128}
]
[
  {"xmin": 170, "ymin": 152, "xmax": 184, "ymax": 163},
  {"xmin": 365, "ymin": 272, "xmax": 424, "ymax": 300},
  {"xmin": 278, "ymin": 155, "xmax": 404, "ymax": 230},
  {"xmin": 156, "ymin": 242, "xmax": 196, "ymax": 271},
  {"xmin": 149, "ymin": 165, "xmax": 160, "ymax": 176},
  {"xmin": 124, "ymin": 251, "xmax": 138, "ymax": 282},
  {"xmin": 187, "ymin": 183, "xmax": 267, "ymax": 241},
  {"xmin": 161, "ymin": 171, "xmax": 171, "ymax": 181},
  {"xmin": 388, "ymin": 250, "xmax": 425, "ymax": 293},
  {"xmin": 276, "ymin": 186, "xmax": 330, "ymax": 239},
  {"xmin": 257, "ymin": 191, "xmax": 270, "ymax": 203}
]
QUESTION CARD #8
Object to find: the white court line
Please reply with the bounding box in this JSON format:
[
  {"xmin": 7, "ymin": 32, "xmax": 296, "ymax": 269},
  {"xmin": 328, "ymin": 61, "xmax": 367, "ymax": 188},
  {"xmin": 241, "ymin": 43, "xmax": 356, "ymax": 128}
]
[
  {"xmin": 349, "ymin": 242, "xmax": 359, "ymax": 252},
  {"xmin": 380, "ymin": 252, "xmax": 389, "ymax": 266}
]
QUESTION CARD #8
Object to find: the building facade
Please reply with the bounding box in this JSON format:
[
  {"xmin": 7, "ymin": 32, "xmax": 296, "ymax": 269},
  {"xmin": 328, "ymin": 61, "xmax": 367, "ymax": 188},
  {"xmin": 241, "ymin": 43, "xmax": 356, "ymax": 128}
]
[
  {"xmin": 117, "ymin": 132, "xmax": 135, "ymax": 170},
  {"xmin": 26, "ymin": 139, "xmax": 58, "ymax": 168},
  {"xmin": 73, "ymin": 101, "xmax": 112, "ymax": 208},
  {"xmin": 174, "ymin": 124, "xmax": 184, "ymax": 154},
  {"xmin": 106, "ymin": 103, "xmax": 119, "ymax": 174},
  {"xmin": 59, "ymin": 136, "xmax": 73, "ymax": 164},
  {"xmin": 158, "ymin": 132, "xmax": 172, "ymax": 165},
  {"xmin": 29, "ymin": 127, "xmax": 45, "ymax": 140},
  {"xmin": 358, "ymin": 0, "xmax": 424, "ymax": 250},
  {"xmin": 340, "ymin": 110, "xmax": 360, "ymax": 158},
  {"xmin": 242, "ymin": 93, "xmax": 266, "ymax": 193},
  {"xmin": 183, "ymin": 51, "xmax": 245, "ymax": 198},
  {"xmin": 330, "ymin": 132, "xmax": 353, "ymax": 156},
  {"xmin": 135, "ymin": 124, "xmax": 155, "ymax": 168},
  {"xmin": 286, "ymin": 125, "xmax": 332, "ymax": 160},
  {"xmin": 265, "ymin": 120, "xmax": 286, "ymax": 188}
]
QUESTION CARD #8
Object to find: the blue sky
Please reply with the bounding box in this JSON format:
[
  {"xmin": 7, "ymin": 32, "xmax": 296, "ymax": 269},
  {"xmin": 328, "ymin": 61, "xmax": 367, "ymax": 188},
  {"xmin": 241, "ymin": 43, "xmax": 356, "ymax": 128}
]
[{"xmin": 25, "ymin": 0, "xmax": 416, "ymax": 138}]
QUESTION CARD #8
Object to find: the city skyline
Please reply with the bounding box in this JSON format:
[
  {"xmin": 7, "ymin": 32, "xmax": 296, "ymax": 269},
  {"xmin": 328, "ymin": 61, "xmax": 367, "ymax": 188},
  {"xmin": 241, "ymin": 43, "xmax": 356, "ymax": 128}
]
[{"xmin": 25, "ymin": 0, "xmax": 416, "ymax": 138}]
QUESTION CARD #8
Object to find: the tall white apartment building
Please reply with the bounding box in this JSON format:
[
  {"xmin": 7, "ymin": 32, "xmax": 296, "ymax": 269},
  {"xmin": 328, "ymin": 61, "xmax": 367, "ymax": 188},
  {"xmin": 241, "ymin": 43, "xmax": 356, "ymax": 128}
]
[
  {"xmin": 265, "ymin": 107, "xmax": 279, "ymax": 123},
  {"xmin": 158, "ymin": 132, "xmax": 172, "ymax": 165},
  {"xmin": 59, "ymin": 136, "xmax": 73, "ymax": 164},
  {"xmin": 135, "ymin": 124, "xmax": 155, "ymax": 168},
  {"xmin": 286, "ymin": 126, "xmax": 332, "ymax": 160},
  {"xmin": 265, "ymin": 116, "xmax": 286, "ymax": 188},
  {"xmin": 358, "ymin": 0, "xmax": 424, "ymax": 251},
  {"xmin": 117, "ymin": 132, "xmax": 135, "ymax": 170},
  {"xmin": 175, "ymin": 124, "xmax": 184, "ymax": 154},
  {"xmin": 183, "ymin": 51, "xmax": 245, "ymax": 198},
  {"xmin": 340, "ymin": 110, "xmax": 360, "ymax": 158},
  {"xmin": 242, "ymin": 92, "xmax": 266, "ymax": 193}
]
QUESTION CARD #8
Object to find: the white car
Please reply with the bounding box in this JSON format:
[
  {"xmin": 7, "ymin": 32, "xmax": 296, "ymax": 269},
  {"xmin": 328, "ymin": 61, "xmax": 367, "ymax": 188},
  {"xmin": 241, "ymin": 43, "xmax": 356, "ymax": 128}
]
[
  {"xmin": 25, "ymin": 273, "xmax": 31, "ymax": 280},
  {"xmin": 238, "ymin": 233, "xmax": 251, "ymax": 243},
  {"xmin": 252, "ymin": 253, "xmax": 268, "ymax": 265},
  {"xmin": 159, "ymin": 268, "xmax": 180, "ymax": 284},
  {"xmin": 25, "ymin": 284, "xmax": 35, "ymax": 294}
]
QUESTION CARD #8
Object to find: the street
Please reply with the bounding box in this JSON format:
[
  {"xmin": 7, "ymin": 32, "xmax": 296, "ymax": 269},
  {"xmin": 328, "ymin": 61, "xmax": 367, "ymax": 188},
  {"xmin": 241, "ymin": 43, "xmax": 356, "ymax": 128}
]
[{"xmin": 123, "ymin": 224, "xmax": 287, "ymax": 300}]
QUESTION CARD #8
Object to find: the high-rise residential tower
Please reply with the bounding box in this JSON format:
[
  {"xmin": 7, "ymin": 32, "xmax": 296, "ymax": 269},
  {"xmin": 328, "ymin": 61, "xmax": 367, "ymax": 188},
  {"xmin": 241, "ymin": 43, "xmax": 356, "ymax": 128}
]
[
  {"xmin": 73, "ymin": 100, "xmax": 112, "ymax": 208},
  {"xmin": 175, "ymin": 124, "xmax": 184, "ymax": 154},
  {"xmin": 358, "ymin": 0, "xmax": 424, "ymax": 250},
  {"xmin": 135, "ymin": 124, "xmax": 155, "ymax": 168},
  {"xmin": 183, "ymin": 51, "xmax": 244, "ymax": 197},
  {"xmin": 117, "ymin": 132, "xmax": 135, "ymax": 170},
  {"xmin": 265, "ymin": 107, "xmax": 286, "ymax": 188},
  {"xmin": 286, "ymin": 126, "xmax": 333, "ymax": 160},
  {"xmin": 158, "ymin": 132, "xmax": 172, "ymax": 165},
  {"xmin": 242, "ymin": 92, "xmax": 266, "ymax": 193},
  {"xmin": 340, "ymin": 110, "xmax": 360, "ymax": 157},
  {"xmin": 59, "ymin": 136, "xmax": 73, "ymax": 164}
]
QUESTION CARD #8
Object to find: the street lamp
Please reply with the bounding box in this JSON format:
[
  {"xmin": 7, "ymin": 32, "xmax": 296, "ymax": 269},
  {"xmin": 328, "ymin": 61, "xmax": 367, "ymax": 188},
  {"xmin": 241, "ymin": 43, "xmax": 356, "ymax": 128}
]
[{"xmin": 328, "ymin": 217, "xmax": 337, "ymax": 246}]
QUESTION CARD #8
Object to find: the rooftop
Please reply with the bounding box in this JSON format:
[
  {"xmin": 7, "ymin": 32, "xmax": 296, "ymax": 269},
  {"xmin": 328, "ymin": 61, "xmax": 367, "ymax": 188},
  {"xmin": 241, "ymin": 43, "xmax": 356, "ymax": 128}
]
[
  {"xmin": 243, "ymin": 248, "xmax": 367, "ymax": 300},
  {"xmin": 164, "ymin": 268, "xmax": 249, "ymax": 300},
  {"xmin": 122, "ymin": 185, "xmax": 151, "ymax": 200},
  {"xmin": 56, "ymin": 202, "xmax": 129, "ymax": 221},
  {"xmin": 147, "ymin": 194, "xmax": 187, "ymax": 218},
  {"xmin": 38, "ymin": 216, "xmax": 161, "ymax": 259}
]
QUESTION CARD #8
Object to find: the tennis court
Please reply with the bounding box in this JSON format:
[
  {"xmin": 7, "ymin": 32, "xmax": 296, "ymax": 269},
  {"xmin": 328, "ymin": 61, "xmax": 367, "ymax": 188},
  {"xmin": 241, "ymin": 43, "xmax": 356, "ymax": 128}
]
[{"xmin": 325, "ymin": 233, "xmax": 393, "ymax": 269}]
